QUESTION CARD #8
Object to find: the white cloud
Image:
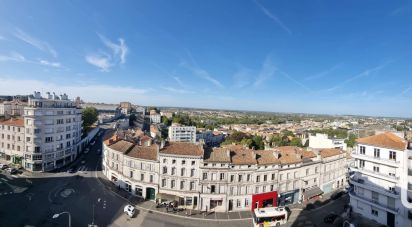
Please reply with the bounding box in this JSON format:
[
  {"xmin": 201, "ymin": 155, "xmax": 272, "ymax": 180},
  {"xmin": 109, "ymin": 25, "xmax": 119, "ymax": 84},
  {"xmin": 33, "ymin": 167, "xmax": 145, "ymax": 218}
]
[
  {"xmin": 39, "ymin": 59, "xmax": 61, "ymax": 68},
  {"xmin": 0, "ymin": 52, "xmax": 26, "ymax": 62},
  {"xmin": 254, "ymin": 0, "xmax": 292, "ymax": 35},
  {"xmin": 14, "ymin": 29, "xmax": 57, "ymax": 58},
  {"xmin": 254, "ymin": 56, "xmax": 276, "ymax": 87},
  {"xmin": 85, "ymin": 54, "xmax": 112, "ymax": 72},
  {"xmin": 161, "ymin": 86, "xmax": 194, "ymax": 94},
  {"xmin": 86, "ymin": 34, "xmax": 128, "ymax": 71}
]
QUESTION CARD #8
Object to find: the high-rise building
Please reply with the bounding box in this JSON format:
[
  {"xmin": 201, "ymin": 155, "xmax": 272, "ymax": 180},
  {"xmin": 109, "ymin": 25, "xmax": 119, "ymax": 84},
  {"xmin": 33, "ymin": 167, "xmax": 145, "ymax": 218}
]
[
  {"xmin": 0, "ymin": 91, "xmax": 83, "ymax": 172},
  {"xmin": 168, "ymin": 123, "xmax": 196, "ymax": 143}
]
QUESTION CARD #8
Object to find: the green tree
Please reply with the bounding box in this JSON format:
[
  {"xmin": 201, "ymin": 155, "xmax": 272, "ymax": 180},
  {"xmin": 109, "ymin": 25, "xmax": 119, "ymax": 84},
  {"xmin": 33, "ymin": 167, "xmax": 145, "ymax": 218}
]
[
  {"xmin": 281, "ymin": 129, "xmax": 294, "ymax": 137},
  {"xmin": 240, "ymin": 138, "xmax": 253, "ymax": 148},
  {"xmin": 290, "ymin": 138, "xmax": 303, "ymax": 147},
  {"xmin": 82, "ymin": 107, "xmax": 98, "ymax": 132},
  {"xmin": 162, "ymin": 116, "xmax": 171, "ymax": 126},
  {"xmin": 345, "ymin": 134, "xmax": 358, "ymax": 148},
  {"xmin": 252, "ymin": 135, "xmax": 265, "ymax": 150}
]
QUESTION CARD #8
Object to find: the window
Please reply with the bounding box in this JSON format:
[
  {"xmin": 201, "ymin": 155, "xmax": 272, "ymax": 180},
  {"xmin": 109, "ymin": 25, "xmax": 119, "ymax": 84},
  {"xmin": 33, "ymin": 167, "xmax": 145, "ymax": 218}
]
[
  {"xmin": 236, "ymin": 199, "xmax": 241, "ymax": 207},
  {"xmin": 360, "ymin": 146, "xmax": 366, "ymax": 155},
  {"xmin": 172, "ymin": 159, "xmax": 176, "ymax": 164},
  {"xmin": 211, "ymin": 185, "xmax": 216, "ymax": 193},
  {"xmin": 256, "ymin": 176, "xmax": 260, "ymax": 182},
  {"xmin": 45, "ymin": 137, "xmax": 53, "ymax": 143},
  {"xmin": 203, "ymin": 172, "xmax": 208, "ymax": 180},
  {"xmin": 255, "ymin": 186, "xmax": 259, "ymax": 194},
  {"xmin": 190, "ymin": 169, "xmax": 195, "ymax": 177},
  {"xmin": 190, "ymin": 181, "xmax": 195, "ymax": 190},
  {"xmin": 180, "ymin": 181, "xmax": 185, "ymax": 189},
  {"xmin": 372, "ymin": 191, "xmax": 379, "ymax": 203},
  {"xmin": 374, "ymin": 148, "xmax": 380, "ymax": 158},
  {"xmin": 162, "ymin": 166, "xmax": 167, "ymax": 174},
  {"xmin": 247, "ymin": 174, "xmax": 251, "ymax": 181},
  {"xmin": 230, "ymin": 175, "xmax": 234, "ymax": 182},
  {"xmin": 163, "ymin": 159, "xmax": 167, "ymax": 163},
  {"xmin": 171, "ymin": 180, "xmax": 175, "ymax": 188},
  {"xmin": 245, "ymin": 199, "xmax": 249, "ymax": 207},
  {"xmin": 171, "ymin": 167, "xmax": 176, "ymax": 175},
  {"xmin": 191, "ymin": 161, "xmax": 195, "ymax": 165},
  {"xmin": 220, "ymin": 173, "xmax": 225, "ymax": 180},
  {"xmin": 389, "ymin": 151, "xmax": 396, "ymax": 161},
  {"xmin": 373, "ymin": 166, "xmax": 380, "ymax": 173},
  {"xmin": 359, "ymin": 160, "xmax": 365, "ymax": 168},
  {"xmin": 150, "ymin": 175, "xmax": 154, "ymax": 183},
  {"xmin": 263, "ymin": 175, "xmax": 267, "ymax": 181},
  {"xmin": 371, "ymin": 208, "xmax": 378, "ymax": 216},
  {"xmin": 56, "ymin": 119, "xmax": 64, "ymax": 124},
  {"xmin": 129, "ymin": 171, "xmax": 133, "ymax": 178},
  {"xmin": 182, "ymin": 160, "xmax": 186, "ymax": 165},
  {"xmin": 263, "ymin": 186, "xmax": 266, "ymax": 192},
  {"xmin": 181, "ymin": 168, "xmax": 186, "ymax": 176},
  {"xmin": 279, "ymin": 174, "xmax": 283, "ymax": 181},
  {"xmin": 239, "ymin": 175, "xmax": 243, "ymax": 182},
  {"xmin": 141, "ymin": 173, "xmax": 144, "ymax": 181},
  {"xmin": 315, "ymin": 167, "xmax": 318, "ymax": 173},
  {"xmin": 162, "ymin": 179, "xmax": 166, "ymax": 187},
  {"xmin": 26, "ymin": 137, "xmax": 31, "ymax": 142},
  {"xmin": 271, "ymin": 174, "xmax": 275, "ymax": 181}
]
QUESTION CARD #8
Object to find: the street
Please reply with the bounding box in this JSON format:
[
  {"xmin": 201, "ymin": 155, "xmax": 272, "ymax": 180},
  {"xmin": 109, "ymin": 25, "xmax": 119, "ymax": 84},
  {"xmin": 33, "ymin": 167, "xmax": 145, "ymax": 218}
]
[{"xmin": 0, "ymin": 128, "xmax": 349, "ymax": 227}]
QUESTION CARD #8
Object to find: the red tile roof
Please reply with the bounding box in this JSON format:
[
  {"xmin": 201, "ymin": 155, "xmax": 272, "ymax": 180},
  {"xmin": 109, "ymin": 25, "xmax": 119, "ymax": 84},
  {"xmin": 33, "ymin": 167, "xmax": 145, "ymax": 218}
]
[
  {"xmin": 356, "ymin": 132, "xmax": 407, "ymax": 150},
  {"xmin": 0, "ymin": 117, "xmax": 24, "ymax": 127},
  {"xmin": 160, "ymin": 142, "xmax": 204, "ymax": 156},
  {"xmin": 319, "ymin": 148, "xmax": 342, "ymax": 158}
]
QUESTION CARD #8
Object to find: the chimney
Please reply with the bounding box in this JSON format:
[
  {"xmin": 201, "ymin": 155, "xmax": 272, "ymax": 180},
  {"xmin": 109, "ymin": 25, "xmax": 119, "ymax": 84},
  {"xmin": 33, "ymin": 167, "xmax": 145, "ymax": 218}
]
[
  {"xmin": 272, "ymin": 150, "xmax": 280, "ymax": 159},
  {"xmin": 160, "ymin": 139, "xmax": 165, "ymax": 149}
]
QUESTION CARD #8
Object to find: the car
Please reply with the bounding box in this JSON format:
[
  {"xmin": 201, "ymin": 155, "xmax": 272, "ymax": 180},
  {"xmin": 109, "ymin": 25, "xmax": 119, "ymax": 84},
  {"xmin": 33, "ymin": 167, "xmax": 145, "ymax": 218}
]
[
  {"xmin": 67, "ymin": 167, "xmax": 77, "ymax": 173},
  {"xmin": 124, "ymin": 205, "xmax": 135, "ymax": 217},
  {"xmin": 7, "ymin": 168, "xmax": 17, "ymax": 174},
  {"xmin": 305, "ymin": 203, "xmax": 316, "ymax": 210},
  {"xmin": 331, "ymin": 191, "xmax": 345, "ymax": 200},
  {"xmin": 0, "ymin": 164, "xmax": 8, "ymax": 170},
  {"xmin": 324, "ymin": 212, "xmax": 339, "ymax": 224}
]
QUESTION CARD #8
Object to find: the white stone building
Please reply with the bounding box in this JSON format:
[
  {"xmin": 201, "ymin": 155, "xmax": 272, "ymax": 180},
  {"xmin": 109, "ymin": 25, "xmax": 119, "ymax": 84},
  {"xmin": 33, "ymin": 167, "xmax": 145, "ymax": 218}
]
[
  {"xmin": 149, "ymin": 110, "xmax": 161, "ymax": 124},
  {"xmin": 168, "ymin": 123, "xmax": 196, "ymax": 143},
  {"xmin": 350, "ymin": 132, "xmax": 412, "ymax": 227},
  {"xmin": 0, "ymin": 92, "xmax": 83, "ymax": 172},
  {"xmin": 309, "ymin": 133, "xmax": 347, "ymax": 151}
]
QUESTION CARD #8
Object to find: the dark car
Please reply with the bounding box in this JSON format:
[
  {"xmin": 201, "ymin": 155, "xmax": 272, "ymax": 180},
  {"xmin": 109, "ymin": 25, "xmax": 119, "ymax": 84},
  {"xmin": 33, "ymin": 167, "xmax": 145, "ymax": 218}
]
[
  {"xmin": 7, "ymin": 168, "xmax": 17, "ymax": 174},
  {"xmin": 331, "ymin": 191, "xmax": 345, "ymax": 200},
  {"xmin": 1, "ymin": 164, "xmax": 9, "ymax": 170},
  {"xmin": 67, "ymin": 167, "xmax": 77, "ymax": 173},
  {"xmin": 324, "ymin": 213, "xmax": 339, "ymax": 223}
]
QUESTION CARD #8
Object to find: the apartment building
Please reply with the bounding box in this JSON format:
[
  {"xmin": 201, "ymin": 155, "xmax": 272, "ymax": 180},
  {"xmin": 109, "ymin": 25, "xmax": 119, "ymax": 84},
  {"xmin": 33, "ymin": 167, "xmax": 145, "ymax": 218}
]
[
  {"xmin": 0, "ymin": 100, "xmax": 26, "ymax": 116},
  {"xmin": 103, "ymin": 137, "xmax": 347, "ymax": 212},
  {"xmin": 309, "ymin": 133, "xmax": 347, "ymax": 151},
  {"xmin": 149, "ymin": 110, "xmax": 161, "ymax": 124},
  {"xmin": 349, "ymin": 132, "xmax": 411, "ymax": 227},
  {"xmin": 0, "ymin": 92, "xmax": 83, "ymax": 171},
  {"xmin": 168, "ymin": 123, "xmax": 196, "ymax": 143}
]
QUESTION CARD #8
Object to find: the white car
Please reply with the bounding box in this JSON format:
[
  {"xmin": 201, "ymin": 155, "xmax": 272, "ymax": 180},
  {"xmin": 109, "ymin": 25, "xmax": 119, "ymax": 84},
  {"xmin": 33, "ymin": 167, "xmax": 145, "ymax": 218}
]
[{"xmin": 124, "ymin": 205, "xmax": 135, "ymax": 217}]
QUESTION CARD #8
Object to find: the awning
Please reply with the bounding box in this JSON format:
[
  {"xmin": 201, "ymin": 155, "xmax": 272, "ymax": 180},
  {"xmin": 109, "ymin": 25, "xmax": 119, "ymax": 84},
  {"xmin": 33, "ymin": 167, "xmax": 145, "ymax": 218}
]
[
  {"xmin": 303, "ymin": 186, "xmax": 324, "ymax": 199},
  {"xmin": 156, "ymin": 193, "xmax": 182, "ymax": 201}
]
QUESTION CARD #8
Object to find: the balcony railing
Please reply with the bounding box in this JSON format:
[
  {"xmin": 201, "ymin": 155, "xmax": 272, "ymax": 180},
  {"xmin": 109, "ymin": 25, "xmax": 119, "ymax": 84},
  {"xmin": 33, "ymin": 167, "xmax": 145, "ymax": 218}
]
[
  {"xmin": 349, "ymin": 191, "xmax": 398, "ymax": 214},
  {"xmin": 350, "ymin": 166, "xmax": 399, "ymax": 182},
  {"xmin": 351, "ymin": 152, "xmax": 399, "ymax": 166},
  {"xmin": 349, "ymin": 176, "xmax": 399, "ymax": 198}
]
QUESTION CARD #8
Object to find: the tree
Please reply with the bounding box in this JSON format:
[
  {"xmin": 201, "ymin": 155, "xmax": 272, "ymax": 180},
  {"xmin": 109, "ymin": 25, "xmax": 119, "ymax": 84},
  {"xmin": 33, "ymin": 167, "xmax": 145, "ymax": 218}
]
[
  {"xmin": 82, "ymin": 107, "xmax": 98, "ymax": 132},
  {"xmin": 290, "ymin": 138, "xmax": 303, "ymax": 147},
  {"xmin": 162, "ymin": 116, "xmax": 171, "ymax": 126},
  {"xmin": 252, "ymin": 135, "xmax": 265, "ymax": 150},
  {"xmin": 345, "ymin": 134, "xmax": 358, "ymax": 148},
  {"xmin": 240, "ymin": 138, "xmax": 253, "ymax": 148},
  {"xmin": 129, "ymin": 114, "xmax": 136, "ymax": 126},
  {"xmin": 281, "ymin": 129, "xmax": 294, "ymax": 137}
]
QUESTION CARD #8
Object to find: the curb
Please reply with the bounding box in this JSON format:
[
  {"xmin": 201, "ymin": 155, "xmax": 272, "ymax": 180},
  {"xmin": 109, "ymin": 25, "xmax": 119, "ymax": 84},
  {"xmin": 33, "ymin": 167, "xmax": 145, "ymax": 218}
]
[{"xmin": 95, "ymin": 172, "xmax": 252, "ymax": 222}]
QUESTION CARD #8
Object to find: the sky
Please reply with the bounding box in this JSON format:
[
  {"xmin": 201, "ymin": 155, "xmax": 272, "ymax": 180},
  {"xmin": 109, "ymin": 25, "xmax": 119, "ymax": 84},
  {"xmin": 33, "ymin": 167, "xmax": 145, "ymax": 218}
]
[{"xmin": 0, "ymin": 0, "xmax": 412, "ymax": 117}]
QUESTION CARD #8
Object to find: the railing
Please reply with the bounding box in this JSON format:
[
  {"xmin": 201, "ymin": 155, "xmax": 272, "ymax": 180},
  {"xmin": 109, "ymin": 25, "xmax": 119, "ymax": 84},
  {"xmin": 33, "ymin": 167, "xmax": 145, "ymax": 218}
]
[
  {"xmin": 351, "ymin": 166, "xmax": 399, "ymax": 182},
  {"xmin": 351, "ymin": 152, "xmax": 399, "ymax": 164},
  {"xmin": 349, "ymin": 176, "xmax": 399, "ymax": 198},
  {"xmin": 349, "ymin": 191, "xmax": 398, "ymax": 213}
]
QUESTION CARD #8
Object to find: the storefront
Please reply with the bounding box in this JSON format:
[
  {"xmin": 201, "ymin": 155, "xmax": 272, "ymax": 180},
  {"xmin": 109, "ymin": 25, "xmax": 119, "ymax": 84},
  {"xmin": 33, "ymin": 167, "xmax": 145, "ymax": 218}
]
[
  {"xmin": 302, "ymin": 186, "xmax": 323, "ymax": 202},
  {"xmin": 252, "ymin": 191, "xmax": 278, "ymax": 211},
  {"xmin": 278, "ymin": 190, "xmax": 299, "ymax": 206}
]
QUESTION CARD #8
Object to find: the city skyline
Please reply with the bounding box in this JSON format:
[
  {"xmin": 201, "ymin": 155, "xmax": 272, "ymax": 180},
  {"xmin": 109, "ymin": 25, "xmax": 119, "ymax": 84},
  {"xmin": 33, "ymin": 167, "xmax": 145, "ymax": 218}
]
[{"xmin": 1, "ymin": 1, "xmax": 412, "ymax": 117}]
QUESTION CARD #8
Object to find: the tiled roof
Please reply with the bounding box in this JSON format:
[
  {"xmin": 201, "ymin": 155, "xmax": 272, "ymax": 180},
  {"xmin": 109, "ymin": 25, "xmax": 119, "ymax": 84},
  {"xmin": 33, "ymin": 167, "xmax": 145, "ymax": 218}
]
[
  {"xmin": 275, "ymin": 146, "xmax": 316, "ymax": 165},
  {"xmin": 255, "ymin": 150, "xmax": 280, "ymax": 165},
  {"xmin": 108, "ymin": 140, "xmax": 134, "ymax": 153},
  {"xmin": 319, "ymin": 148, "xmax": 342, "ymax": 158},
  {"xmin": 160, "ymin": 142, "xmax": 204, "ymax": 156},
  {"xmin": 0, "ymin": 117, "xmax": 24, "ymax": 127},
  {"xmin": 204, "ymin": 148, "xmax": 231, "ymax": 163},
  {"xmin": 356, "ymin": 132, "xmax": 407, "ymax": 151},
  {"xmin": 126, "ymin": 144, "xmax": 158, "ymax": 161},
  {"xmin": 231, "ymin": 149, "xmax": 257, "ymax": 165}
]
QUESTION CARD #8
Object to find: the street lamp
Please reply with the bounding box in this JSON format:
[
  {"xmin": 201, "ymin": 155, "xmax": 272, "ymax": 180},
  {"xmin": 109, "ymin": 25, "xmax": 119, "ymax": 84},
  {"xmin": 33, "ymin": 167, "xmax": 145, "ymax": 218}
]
[{"xmin": 52, "ymin": 211, "xmax": 71, "ymax": 227}]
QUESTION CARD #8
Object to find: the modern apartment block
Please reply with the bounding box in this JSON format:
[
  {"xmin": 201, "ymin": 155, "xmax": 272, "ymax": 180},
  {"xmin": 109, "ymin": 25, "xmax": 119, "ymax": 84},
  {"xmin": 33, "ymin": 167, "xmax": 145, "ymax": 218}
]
[
  {"xmin": 349, "ymin": 132, "xmax": 412, "ymax": 227},
  {"xmin": 309, "ymin": 133, "xmax": 347, "ymax": 151},
  {"xmin": 0, "ymin": 91, "xmax": 83, "ymax": 172},
  {"xmin": 149, "ymin": 110, "xmax": 161, "ymax": 124},
  {"xmin": 168, "ymin": 123, "xmax": 196, "ymax": 143},
  {"xmin": 102, "ymin": 136, "xmax": 347, "ymax": 212}
]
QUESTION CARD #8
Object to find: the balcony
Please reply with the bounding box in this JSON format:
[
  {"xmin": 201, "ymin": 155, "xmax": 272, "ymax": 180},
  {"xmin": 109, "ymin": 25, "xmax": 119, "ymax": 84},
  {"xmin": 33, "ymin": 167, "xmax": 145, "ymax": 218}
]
[
  {"xmin": 351, "ymin": 152, "xmax": 399, "ymax": 167},
  {"xmin": 349, "ymin": 191, "xmax": 398, "ymax": 214},
  {"xmin": 350, "ymin": 166, "xmax": 399, "ymax": 183},
  {"xmin": 349, "ymin": 176, "xmax": 399, "ymax": 198}
]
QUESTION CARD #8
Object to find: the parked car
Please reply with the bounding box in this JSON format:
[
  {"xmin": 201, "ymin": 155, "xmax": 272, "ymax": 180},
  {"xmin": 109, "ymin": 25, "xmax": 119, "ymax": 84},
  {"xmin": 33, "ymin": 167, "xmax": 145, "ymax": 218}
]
[
  {"xmin": 305, "ymin": 203, "xmax": 316, "ymax": 210},
  {"xmin": 331, "ymin": 191, "xmax": 345, "ymax": 200},
  {"xmin": 7, "ymin": 168, "xmax": 17, "ymax": 174},
  {"xmin": 324, "ymin": 212, "xmax": 339, "ymax": 223},
  {"xmin": 124, "ymin": 205, "xmax": 135, "ymax": 217},
  {"xmin": 0, "ymin": 164, "xmax": 8, "ymax": 170}
]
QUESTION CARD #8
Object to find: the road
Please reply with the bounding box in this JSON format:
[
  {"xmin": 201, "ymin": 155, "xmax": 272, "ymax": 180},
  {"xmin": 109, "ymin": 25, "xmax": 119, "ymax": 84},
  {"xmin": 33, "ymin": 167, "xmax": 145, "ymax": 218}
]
[{"xmin": 0, "ymin": 126, "xmax": 349, "ymax": 227}]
